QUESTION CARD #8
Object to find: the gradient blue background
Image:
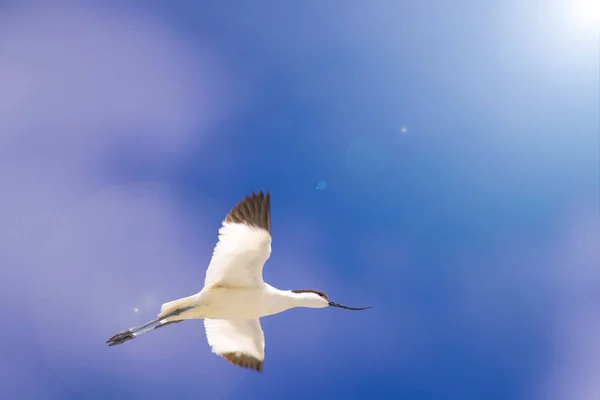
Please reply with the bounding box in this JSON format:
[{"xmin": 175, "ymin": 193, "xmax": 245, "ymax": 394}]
[{"xmin": 0, "ymin": 1, "xmax": 598, "ymax": 399}]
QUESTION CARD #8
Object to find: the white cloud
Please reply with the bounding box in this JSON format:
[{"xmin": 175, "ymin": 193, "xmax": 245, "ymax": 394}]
[
  {"xmin": 0, "ymin": 2, "xmax": 236, "ymax": 278},
  {"xmin": 0, "ymin": 4, "xmax": 243, "ymax": 397},
  {"xmin": 0, "ymin": 4, "xmax": 231, "ymax": 164},
  {"xmin": 533, "ymin": 209, "xmax": 600, "ymax": 400}
]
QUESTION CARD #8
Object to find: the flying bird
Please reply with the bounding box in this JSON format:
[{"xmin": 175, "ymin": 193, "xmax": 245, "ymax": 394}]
[{"xmin": 107, "ymin": 191, "xmax": 370, "ymax": 372}]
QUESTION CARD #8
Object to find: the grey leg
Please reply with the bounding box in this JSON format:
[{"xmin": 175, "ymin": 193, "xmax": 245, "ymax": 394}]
[{"xmin": 106, "ymin": 306, "xmax": 193, "ymax": 346}]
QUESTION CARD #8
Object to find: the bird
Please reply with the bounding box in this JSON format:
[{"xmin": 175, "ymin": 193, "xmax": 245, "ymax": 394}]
[{"xmin": 107, "ymin": 190, "xmax": 371, "ymax": 373}]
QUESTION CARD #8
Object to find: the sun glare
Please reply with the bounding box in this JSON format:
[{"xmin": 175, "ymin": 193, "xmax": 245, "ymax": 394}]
[{"xmin": 570, "ymin": 0, "xmax": 600, "ymax": 32}]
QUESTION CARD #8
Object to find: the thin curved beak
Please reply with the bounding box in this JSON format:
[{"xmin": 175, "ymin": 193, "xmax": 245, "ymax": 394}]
[{"xmin": 328, "ymin": 301, "xmax": 372, "ymax": 311}]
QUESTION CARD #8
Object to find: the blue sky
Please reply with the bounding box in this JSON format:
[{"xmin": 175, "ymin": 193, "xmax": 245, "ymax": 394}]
[{"xmin": 0, "ymin": 1, "xmax": 598, "ymax": 399}]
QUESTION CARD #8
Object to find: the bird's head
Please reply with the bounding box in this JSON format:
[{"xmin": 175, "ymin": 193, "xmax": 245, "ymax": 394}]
[{"xmin": 290, "ymin": 289, "xmax": 371, "ymax": 310}]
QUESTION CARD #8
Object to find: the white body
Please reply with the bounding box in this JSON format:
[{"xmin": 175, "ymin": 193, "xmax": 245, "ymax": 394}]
[
  {"xmin": 167, "ymin": 285, "xmax": 322, "ymax": 321},
  {"xmin": 108, "ymin": 192, "xmax": 367, "ymax": 372},
  {"xmin": 155, "ymin": 195, "xmax": 328, "ymax": 372},
  {"xmin": 159, "ymin": 220, "xmax": 327, "ymax": 321}
]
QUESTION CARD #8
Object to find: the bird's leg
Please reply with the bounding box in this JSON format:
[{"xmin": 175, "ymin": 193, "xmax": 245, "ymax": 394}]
[{"xmin": 106, "ymin": 306, "xmax": 194, "ymax": 346}]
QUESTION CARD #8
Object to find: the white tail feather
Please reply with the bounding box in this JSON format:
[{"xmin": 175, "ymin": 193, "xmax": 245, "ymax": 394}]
[{"xmin": 158, "ymin": 295, "xmax": 198, "ymax": 322}]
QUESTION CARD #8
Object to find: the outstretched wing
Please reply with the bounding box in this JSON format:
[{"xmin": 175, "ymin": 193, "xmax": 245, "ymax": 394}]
[
  {"xmin": 204, "ymin": 318, "xmax": 265, "ymax": 372},
  {"xmin": 204, "ymin": 191, "xmax": 272, "ymax": 289}
]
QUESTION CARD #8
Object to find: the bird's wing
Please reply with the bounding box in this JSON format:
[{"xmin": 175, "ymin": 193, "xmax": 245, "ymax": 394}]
[
  {"xmin": 204, "ymin": 318, "xmax": 265, "ymax": 372},
  {"xmin": 204, "ymin": 191, "xmax": 272, "ymax": 289}
]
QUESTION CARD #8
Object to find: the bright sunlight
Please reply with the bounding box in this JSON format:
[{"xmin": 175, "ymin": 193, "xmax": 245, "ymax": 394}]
[{"xmin": 569, "ymin": 0, "xmax": 600, "ymax": 33}]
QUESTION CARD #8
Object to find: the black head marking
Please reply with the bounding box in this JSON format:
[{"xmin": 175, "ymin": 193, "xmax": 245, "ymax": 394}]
[{"xmin": 291, "ymin": 289, "xmax": 329, "ymax": 301}]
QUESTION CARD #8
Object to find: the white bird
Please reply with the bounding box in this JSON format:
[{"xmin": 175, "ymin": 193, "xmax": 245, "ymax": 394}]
[{"xmin": 107, "ymin": 191, "xmax": 370, "ymax": 372}]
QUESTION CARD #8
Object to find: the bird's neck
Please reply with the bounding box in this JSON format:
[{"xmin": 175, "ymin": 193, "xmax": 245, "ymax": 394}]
[{"xmin": 281, "ymin": 290, "xmax": 320, "ymax": 309}]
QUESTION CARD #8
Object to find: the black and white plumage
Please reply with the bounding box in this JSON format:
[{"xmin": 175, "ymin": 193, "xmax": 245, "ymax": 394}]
[{"xmin": 107, "ymin": 191, "xmax": 370, "ymax": 373}]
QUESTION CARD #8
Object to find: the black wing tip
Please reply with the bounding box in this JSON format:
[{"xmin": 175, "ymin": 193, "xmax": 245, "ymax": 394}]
[
  {"xmin": 246, "ymin": 190, "xmax": 270, "ymax": 201},
  {"xmin": 226, "ymin": 190, "xmax": 271, "ymax": 233},
  {"xmin": 221, "ymin": 352, "xmax": 264, "ymax": 373},
  {"xmin": 234, "ymin": 190, "xmax": 271, "ymax": 206}
]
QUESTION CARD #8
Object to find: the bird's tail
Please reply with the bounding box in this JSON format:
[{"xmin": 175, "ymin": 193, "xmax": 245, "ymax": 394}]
[
  {"xmin": 107, "ymin": 295, "xmax": 198, "ymax": 347},
  {"xmin": 158, "ymin": 294, "xmax": 198, "ymax": 322}
]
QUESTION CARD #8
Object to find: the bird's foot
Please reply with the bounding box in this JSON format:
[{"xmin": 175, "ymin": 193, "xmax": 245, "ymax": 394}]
[{"xmin": 107, "ymin": 329, "xmax": 135, "ymax": 346}]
